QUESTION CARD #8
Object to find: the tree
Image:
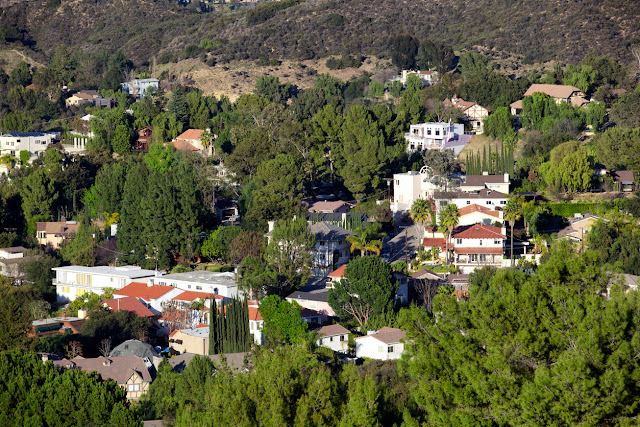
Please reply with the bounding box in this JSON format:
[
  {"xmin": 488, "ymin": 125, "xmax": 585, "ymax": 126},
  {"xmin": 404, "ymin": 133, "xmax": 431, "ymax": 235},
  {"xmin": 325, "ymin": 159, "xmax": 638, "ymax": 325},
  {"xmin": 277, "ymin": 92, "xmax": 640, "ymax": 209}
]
[
  {"xmin": 328, "ymin": 256, "xmax": 398, "ymax": 329},
  {"xmin": 19, "ymin": 252, "xmax": 60, "ymax": 302},
  {"xmin": 138, "ymin": 358, "xmax": 179, "ymax": 420},
  {"xmin": 82, "ymin": 306, "xmax": 152, "ymax": 352},
  {"xmin": 590, "ymin": 127, "xmax": 640, "ymax": 172},
  {"xmin": 254, "ymin": 75, "xmax": 290, "ymax": 103},
  {"xmin": 503, "ymin": 196, "xmax": 523, "ymax": 266},
  {"xmin": 539, "ymin": 141, "xmax": 593, "ymax": 192},
  {"xmin": 416, "ymin": 39, "xmax": 455, "ymax": 73},
  {"xmin": 265, "ymin": 217, "xmax": 315, "ymax": 296},
  {"xmin": 438, "ymin": 204, "xmax": 459, "ymax": 265},
  {"xmin": 238, "ymin": 256, "xmax": 277, "ymax": 300},
  {"xmin": 585, "ymin": 100, "xmax": 606, "ymax": 131},
  {"xmin": 209, "ymin": 298, "xmax": 251, "ymax": 354},
  {"xmin": 0, "ymin": 287, "xmax": 36, "ymax": 351},
  {"xmin": 388, "ymin": 34, "xmax": 418, "ymax": 70},
  {"xmin": 346, "ymin": 223, "xmax": 384, "ymax": 257},
  {"xmin": 483, "ymin": 106, "xmax": 516, "ymax": 143},
  {"xmin": 0, "ymin": 351, "xmax": 140, "ymax": 426},
  {"xmin": 200, "ymin": 226, "xmax": 243, "ymax": 261},
  {"xmin": 111, "ymin": 124, "xmax": 132, "ymax": 155},
  {"xmin": 399, "ymin": 243, "xmax": 640, "ymax": 425},
  {"xmin": 20, "ymin": 169, "xmax": 58, "ymax": 235},
  {"xmin": 259, "ymin": 295, "xmax": 309, "ymax": 347},
  {"xmin": 227, "ymin": 231, "xmax": 266, "ymax": 265},
  {"xmin": 610, "ymin": 92, "xmax": 640, "ymax": 129}
]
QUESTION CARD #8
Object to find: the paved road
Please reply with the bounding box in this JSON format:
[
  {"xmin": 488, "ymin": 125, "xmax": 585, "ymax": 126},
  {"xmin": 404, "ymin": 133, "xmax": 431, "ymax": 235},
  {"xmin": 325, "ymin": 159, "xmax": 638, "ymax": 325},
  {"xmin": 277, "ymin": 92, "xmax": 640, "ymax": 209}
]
[{"xmin": 385, "ymin": 224, "xmax": 423, "ymax": 264}]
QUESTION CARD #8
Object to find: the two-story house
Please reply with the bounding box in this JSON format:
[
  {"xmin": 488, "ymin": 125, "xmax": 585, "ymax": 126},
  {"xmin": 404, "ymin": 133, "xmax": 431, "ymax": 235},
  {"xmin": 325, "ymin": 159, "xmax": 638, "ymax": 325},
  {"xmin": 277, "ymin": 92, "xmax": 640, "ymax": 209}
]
[
  {"xmin": 405, "ymin": 122, "xmax": 470, "ymax": 155},
  {"xmin": 452, "ymin": 224, "xmax": 506, "ymax": 273},
  {"xmin": 0, "ymin": 132, "xmax": 59, "ymax": 161},
  {"xmin": 113, "ymin": 282, "xmax": 183, "ymax": 315},
  {"xmin": 315, "ymin": 323, "xmax": 350, "ymax": 353},
  {"xmin": 53, "ymin": 265, "xmax": 157, "ymax": 303},
  {"xmin": 121, "ymin": 78, "xmax": 159, "ymax": 98},
  {"xmin": 36, "ymin": 218, "xmax": 80, "ymax": 248},
  {"xmin": 150, "ymin": 271, "xmax": 238, "ymax": 298},
  {"xmin": 457, "ymin": 204, "xmax": 504, "ymax": 226},
  {"xmin": 510, "ymin": 84, "xmax": 586, "ymax": 115},
  {"xmin": 310, "ymin": 222, "xmax": 352, "ymax": 271},
  {"xmin": 443, "ymin": 96, "xmax": 490, "ymax": 134},
  {"xmin": 433, "ymin": 189, "xmax": 508, "ymax": 222}
]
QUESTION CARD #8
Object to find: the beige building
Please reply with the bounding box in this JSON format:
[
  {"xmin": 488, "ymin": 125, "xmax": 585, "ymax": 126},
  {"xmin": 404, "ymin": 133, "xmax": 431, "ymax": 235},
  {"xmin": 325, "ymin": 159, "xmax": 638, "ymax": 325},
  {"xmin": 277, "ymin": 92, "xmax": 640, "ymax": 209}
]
[
  {"xmin": 511, "ymin": 84, "xmax": 586, "ymax": 115},
  {"xmin": 36, "ymin": 219, "xmax": 80, "ymax": 248},
  {"xmin": 169, "ymin": 326, "xmax": 210, "ymax": 355},
  {"xmin": 443, "ymin": 96, "xmax": 490, "ymax": 134}
]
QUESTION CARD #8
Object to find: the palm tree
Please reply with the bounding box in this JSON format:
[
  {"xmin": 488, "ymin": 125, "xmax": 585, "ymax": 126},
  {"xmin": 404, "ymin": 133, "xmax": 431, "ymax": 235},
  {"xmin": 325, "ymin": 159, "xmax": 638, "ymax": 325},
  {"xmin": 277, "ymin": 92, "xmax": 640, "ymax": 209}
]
[
  {"xmin": 346, "ymin": 224, "xmax": 384, "ymax": 257},
  {"xmin": 438, "ymin": 204, "xmax": 459, "ymax": 265},
  {"xmin": 504, "ymin": 195, "xmax": 523, "ymax": 266},
  {"xmin": 410, "ymin": 199, "xmax": 433, "ymax": 256},
  {"xmin": 200, "ymin": 128, "xmax": 216, "ymax": 158}
]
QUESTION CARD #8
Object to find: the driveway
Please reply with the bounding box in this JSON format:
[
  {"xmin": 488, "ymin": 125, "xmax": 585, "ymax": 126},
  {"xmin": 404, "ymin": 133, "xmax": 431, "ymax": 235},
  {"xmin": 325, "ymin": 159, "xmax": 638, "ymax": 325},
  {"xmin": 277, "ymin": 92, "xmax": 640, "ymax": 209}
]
[{"xmin": 385, "ymin": 224, "xmax": 423, "ymax": 264}]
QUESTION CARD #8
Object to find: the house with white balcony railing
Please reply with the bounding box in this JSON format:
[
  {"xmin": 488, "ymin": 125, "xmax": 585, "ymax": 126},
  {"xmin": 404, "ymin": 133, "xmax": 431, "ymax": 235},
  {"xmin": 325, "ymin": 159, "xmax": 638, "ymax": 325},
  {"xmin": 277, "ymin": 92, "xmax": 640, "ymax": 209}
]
[{"xmin": 405, "ymin": 121, "xmax": 471, "ymax": 155}]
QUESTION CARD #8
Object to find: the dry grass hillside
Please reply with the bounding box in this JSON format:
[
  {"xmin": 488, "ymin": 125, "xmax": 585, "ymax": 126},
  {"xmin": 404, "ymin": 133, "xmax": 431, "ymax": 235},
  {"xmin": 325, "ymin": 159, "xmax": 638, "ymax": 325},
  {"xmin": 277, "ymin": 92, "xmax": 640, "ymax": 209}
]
[
  {"xmin": 161, "ymin": 56, "xmax": 391, "ymax": 101},
  {"xmin": 0, "ymin": 49, "xmax": 44, "ymax": 72}
]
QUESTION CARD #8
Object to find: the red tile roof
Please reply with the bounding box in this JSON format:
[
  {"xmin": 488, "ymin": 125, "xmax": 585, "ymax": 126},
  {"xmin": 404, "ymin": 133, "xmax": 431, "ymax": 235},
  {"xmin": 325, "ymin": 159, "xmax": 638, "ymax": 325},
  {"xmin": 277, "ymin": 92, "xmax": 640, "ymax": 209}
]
[
  {"xmin": 248, "ymin": 306, "xmax": 263, "ymax": 321},
  {"xmin": 102, "ymin": 297, "xmax": 155, "ymax": 318},
  {"xmin": 172, "ymin": 140, "xmax": 199, "ymax": 152},
  {"xmin": 176, "ymin": 129, "xmax": 204, "ymax": 142},
  {"xmin": 114, "ymin": 282, "xmax": 175, "ymax": 300},
  {"xmin": 458, "ymin": 204, "xmax": 501, "ymax": 219},
  {"xmin": 453, "ymin": 224, "xmax": 506, "ymax": 239},
  {"xmin": 454, "ymin": 247, "xmax": 503, "ymax": 254},
  {"xmin": 328, "ymin": 265, "xmax": 347, "ymax": 278},
  {"xmin": 423, "ymin": 238, "xmax": 446, "ymax": 249},
  {"xmin": 174, "ymin": 291, "xmax": 223, "ymax": 302}
]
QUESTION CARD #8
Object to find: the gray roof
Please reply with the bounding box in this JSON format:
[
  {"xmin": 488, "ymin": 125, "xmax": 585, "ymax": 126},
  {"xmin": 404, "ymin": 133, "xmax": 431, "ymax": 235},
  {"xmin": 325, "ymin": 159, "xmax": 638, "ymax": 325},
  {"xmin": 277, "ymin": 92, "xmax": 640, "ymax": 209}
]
[
  {"xmin": 3, "ymin": 132, "xmax": 55, "ymax": 137},
  {"xmin": 307, "ymin": 212, "xmax": 368, "ymax": 224},
  {"xmin": 53, "ymin": 355, "xmax": 152, "ymax": 384},
  {"xmin": 461, "ymin": 174, "xmax": 509, "ymax": 187},
  {"xmin": 612, "ymin": 170, "xmax": 635, "ymax": 184},
  {"xmin": 158, "ymin": 271, "xmax": 236, "ymax": 286},
  {"xmin": 175, "ymin": 327, "xmax": 209, "ymax": 338},
  {"xmin": 287, "ymin": 289, "xmax": 329, "ymax": 303},
  {"xmin": 310, "ymin": 222, "xmax": 352, "ymax": 241},
  {"xmin": 110, "ymin": 339, "xmax": 160, "ymax": 359},
  {"xmin": 52, "ymin": 265, "xmax": 157, "ymax": 279},
  {"xmin": 435, "ymin": 188, "xmax": 507, "ymax": 200},
  {"xmin": 164, "ymin": 352, "xmax": 247, "ymax": 373}
]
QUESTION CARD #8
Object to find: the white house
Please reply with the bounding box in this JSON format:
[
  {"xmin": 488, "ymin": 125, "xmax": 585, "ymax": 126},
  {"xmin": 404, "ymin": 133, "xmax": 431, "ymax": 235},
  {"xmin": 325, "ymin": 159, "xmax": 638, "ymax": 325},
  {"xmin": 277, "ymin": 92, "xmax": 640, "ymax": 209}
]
[
  {"xmin": 310, "ymin": 222, "xmax": 352, "ymax": 271},
  {"xmin": 121, "ymin": 78, "xmax": 159, "ymax": 99},
  {"xmin": 0, "ymin": 132, "xmax": 59, "ymax": 161},
  {"xmin": 113, "ymin": 282, "xmax": 183, "ymax": 315},
  {"xmin": 399, "ymin": 70, "xmax": 439, "ymax": 86},
  {"xmin": 53, "ymin": 265, "xmax": 157, "ymax": 303},
  {"xmin": 354, "ymin": 327, "xmax": 407, "ymax": 360},
  {"xmin": 248, "ymin": 302, "xmax": 264, "ymax": 345},
  {"xmin": 405, "ymin": 122, "xmax": 470, "ymax": 155},
  {"xmin": 460, "ymin": 172, "xmax": 510, "ymax": 194},
  {"xmin": 391, "ymin": 168, "xmax": 458, "ymax": 217},
  {"xmin": 315, "ymin": 323, "xmax": 350, "ymax": 352},
  {"xmin": 151, "ymin": 271, "xmax": 238, "ymax": 298}
]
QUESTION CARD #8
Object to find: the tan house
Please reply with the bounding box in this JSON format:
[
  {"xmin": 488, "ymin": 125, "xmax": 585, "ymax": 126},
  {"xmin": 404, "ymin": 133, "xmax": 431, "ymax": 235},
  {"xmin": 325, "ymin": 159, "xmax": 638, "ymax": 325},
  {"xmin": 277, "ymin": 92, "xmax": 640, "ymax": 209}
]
[
  {"xmin": 169, "ymin": 326, "xmax": 210, "ymax": 355},
  {"xmin": 173, "ymin": 129, "xmax": 215, "ymax": 156},
  {"xmin": 51, "ymin": 355, "xmax": 152, "ymax": 400},
  {"xmin": 511, "ymin": 84, "xmax": 586, "ymax": 115},
  {"xmin": 557, "ymin": 213, "xmax": 600, "ymax": 244},
  {"xmin": 457, "ymin": 204, "xmax": 504, "ymax": 226},
  {"xmin": 36, "ymin": 219, "xmax": 80, "ymax": 248},
  {"xmin": 443, "ymin": 96, "xmax": 490, "ymax": 134}
]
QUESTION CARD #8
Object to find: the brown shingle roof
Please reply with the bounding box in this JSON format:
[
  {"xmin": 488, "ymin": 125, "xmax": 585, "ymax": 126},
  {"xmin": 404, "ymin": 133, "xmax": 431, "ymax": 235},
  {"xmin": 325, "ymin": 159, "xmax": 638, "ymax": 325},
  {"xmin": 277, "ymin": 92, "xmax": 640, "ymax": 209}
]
[
  {"xmin": 36, "ymin": 221, "xmax": 80, "ymax": 235},
  {"xmin": 523, "ymin": 84, "xmax": 582, "ymax": 99},
  {"xmin": 316, "ymin": 323, "xmax": 350, "ymax": 337},
  {"xmin": 355, "ymin": 327, "xmax": 406, "ymax": 344},
  {"xmin": 612, "ymin": 170, "xmax": 635, "ymax": 183},
  {"xmin": 462, "ymin": 174, "xmax": 509, "ymax": 187},
  {"xmin": 56, "ymin": 355, "xmax": 153, "ymax": 384},
  {"xmin": 307, "ymin": 200, "xmax": 350, "ymax": 213}
]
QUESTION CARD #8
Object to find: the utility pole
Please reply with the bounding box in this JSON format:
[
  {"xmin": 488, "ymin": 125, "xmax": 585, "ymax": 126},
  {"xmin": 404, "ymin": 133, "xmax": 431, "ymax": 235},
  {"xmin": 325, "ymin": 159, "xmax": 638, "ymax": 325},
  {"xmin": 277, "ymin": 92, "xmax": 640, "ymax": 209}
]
[
  {"xmin": 405, "ymin": 227, "xmax": 408, "ymax": 265},
  {"xmin": 91, "ymin": 233, "xmax": 95, "ymax": 267}
]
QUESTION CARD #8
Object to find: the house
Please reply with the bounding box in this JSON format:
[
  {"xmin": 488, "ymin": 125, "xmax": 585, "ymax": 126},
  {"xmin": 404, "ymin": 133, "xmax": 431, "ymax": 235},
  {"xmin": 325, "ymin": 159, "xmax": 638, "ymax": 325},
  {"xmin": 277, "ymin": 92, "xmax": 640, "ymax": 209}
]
[
  {"xmin": 102, "ymin": 296, "xmax": 156, "ymax": 318},
  {"xmin": 315, "ymin": 323, "xmax": 350, "ymax": 352},
  {"xmin": 65, "ymin": 91, "xmax": 114, "ymax": 109},
  {"xmin": 612, "ymin": 170, "xmax": 636, "ymax": 192},
  {"xmin": 0, "ymin": 246, "xmax": 38, "ymax": 281},
  {"xmin": 286, "ymin": 290, "xmax": 335, "ymax": 317},
  {"xmin": 121, "ymin": 78, "xmax": 159, "ymax": 99},
  {"xmin": 451, "ymin": 224, "xmax": 506, "ymax": 273},
  {"xmin": 169, "ymin": 326, "xmax": 210, "ymax": 355},
  {"xmin": 248, "ymin": 301, "xmax": 264, "ymax": 345},
  {"xmin": 0, "ymin": 132, "xmax": 59, "ymax": 161},
  {"xmin": 307, "ymin": 200, "xmax": 351, "ymax": 214},
  {"xmin": 445, "ymin": 273, "xmax": 470, "ymax": 300},
  {"xmin": 557, "ymin": 213, "xmax": 600, "ymax": 244},
  {"xmin": 405, "ymin": 122, "xmax": 470, "ymax": 155},
  {"xmin": 51, "ymin": 355, "xmax": 153, "ymax": 400},
  {"xmin": 113, "ymin": 282, "xmax": 183, "ymax": 315},
  {"xmin": 133, "ymin": 126, "xmax": 152, "ymax": 152},
  {"xmin": 53, "ymin": 265, "xmax": 157, "ymax": 303},
  {"xmin": 326, "ymin": 264, "xmax": 347, "ymax": 288},
  {"xmin": 443, "ymin": 96, "xmax": 490, "ymax": 134},
  {"xmin": 354, "ymin": 327, "xmax": 406, "ymax": 360},
  {"xmin": 36, "ymin": 219, "xmax": 80, "ymax": 248},
  {"xmin": 305, "ymin": 212, "xmax": 368, "ymax": 230},
  {"xmin": 510, "ymin": 84, "xmax": 586, "ymax": 116},
  {"xmin": 213, "ymin": 196, "xmax": 239, "ymax": 224},
  {"xmin": 151, "ymin": 271, "xmax": 238, "ymax": 298},
  {"xmin": 457, "ymin": 204, "xmax": 504, "ymax": 226},
  {"xmin": 433, "ymin": 189, "xmax": 508, "ymax": 222},
  {"xmin": 460, "ymin": 172, "xmax": 510, "ymax": 194},
  {"xmin": 310, "ymin": 222, "xmax": 352, "ymax": 270},
  {"xmin": 396, "ymin": 70, "xmax": 439, "ymax": 86},
  {"xmin": 390, "ymin": 168, "xmax": 460, "ymax": 217},
  {"xmin": 32, "ymin": 316, "xmax": 85, "ymax": 337},
  {"xmin": 173, "ymin": 129, "xmax": 214, "ymax": 156}
]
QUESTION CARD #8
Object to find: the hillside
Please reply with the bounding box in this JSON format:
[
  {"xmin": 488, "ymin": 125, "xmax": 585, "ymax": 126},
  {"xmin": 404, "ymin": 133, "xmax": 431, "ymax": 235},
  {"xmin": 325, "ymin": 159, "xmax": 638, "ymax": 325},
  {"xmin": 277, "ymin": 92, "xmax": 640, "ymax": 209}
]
[{"xmin": 2, "ymin": 0, "xmax": 639, "ymax": 68}]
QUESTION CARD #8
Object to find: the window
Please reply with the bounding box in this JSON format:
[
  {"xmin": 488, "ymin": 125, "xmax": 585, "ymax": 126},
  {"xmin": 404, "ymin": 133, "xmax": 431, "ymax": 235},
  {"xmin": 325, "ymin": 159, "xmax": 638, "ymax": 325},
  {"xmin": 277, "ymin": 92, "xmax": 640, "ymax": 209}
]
[
  {"xmin": 388, "ymin": 346, "xmax": 394, "ymax": 353},
  {"xmin": 396, "ymin": 180, "xmax": 399, "ymax": 185},
  {"xmin": 330, "ymin": 336, "xmax": 334, "ymax": 342},
  {"xmin": 456, "ymin": 239, "xmax": 462, "ymax": 245},
  {"xmin": 62, "ymin": 287, "xmax": 69, "ymax": 293},
  {"xmin": 470, "ymin": 254, "xmax": 478, "ymax": 262},
  {"xmin": 467, "ymin": 201, "xmax": 471, "ymax": 204},
  {"xmin": 77, "ymin": 289, "xmax": 88, "ymax": 297},
  {"xmin": 214, "ymin": 288, "xmax": 219, "ymax": 294},
  {"xmin": 188, "ymin": 285, "xmax": 191, "ymax": 289},
  {"xmin": 127, "ymin": 384, "xmax": 140, "ymax": 392},
  {"xmin": 435, "ymin": 129, "xmax": 440, "ymax": 136},
  {"xmin": 500, "ymin": 200, "xmax": 506, "ymax": 205},
  {"xmin": 427, "ymin": 129, "xmax": 432, "ymax": 136},
  {"xmin": 196, "ymin": 286, "xmax": 202, "ymax": 290},
  {"xmin": 494, "ymin": 239, "xmax": 500, "ymax": 245},
  {"xmin": 487, "ymin": 201, "xmax": 492, "ymax": 205},
  {"xmin": 479, "ymin": 240, "xmax": 483, "ymax": 246},
  {"xmin": 340, "ymin": 335, "xmax": 345, "ymax": 342},
  {"xmin": 319, "ymin": 241, "xmax": 325, "ymax": 246},
  {"xmin": 480, "ymin": 254, "xmax": 487, "ymax": 262}
]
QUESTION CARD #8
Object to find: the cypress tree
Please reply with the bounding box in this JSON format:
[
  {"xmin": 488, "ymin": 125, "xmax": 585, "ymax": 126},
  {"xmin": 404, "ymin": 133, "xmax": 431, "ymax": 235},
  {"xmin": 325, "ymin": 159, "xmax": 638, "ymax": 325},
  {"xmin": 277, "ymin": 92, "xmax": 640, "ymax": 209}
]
[{"xmin": 482, "ymin": 146, "xmax": 487, "ymax": 173}]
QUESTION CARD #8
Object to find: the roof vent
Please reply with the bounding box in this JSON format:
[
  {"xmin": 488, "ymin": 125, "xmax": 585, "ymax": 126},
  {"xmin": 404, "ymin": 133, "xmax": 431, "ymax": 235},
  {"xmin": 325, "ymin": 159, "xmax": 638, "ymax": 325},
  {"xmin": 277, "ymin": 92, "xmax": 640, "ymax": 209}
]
[{"xmin": 103, "ymin": 359, "xmax": 112, "ymax": 366}]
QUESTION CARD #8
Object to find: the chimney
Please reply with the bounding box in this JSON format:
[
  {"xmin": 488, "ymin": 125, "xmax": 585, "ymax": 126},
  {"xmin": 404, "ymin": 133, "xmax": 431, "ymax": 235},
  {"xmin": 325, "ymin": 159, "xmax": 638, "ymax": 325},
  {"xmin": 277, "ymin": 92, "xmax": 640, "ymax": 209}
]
[
  {"xmin": 268, "ymin": 220, "xmax": 277, "ymax": 232},
  {"xmin": 504, "ymin": 172, "xmax": 509, "ymax": 182},
  {"xmin": 61, "ymin": 215, "xmax": 67, "ymax": 223},
  {"xmin": 77, "ymin": 309, "xmax": 87, "ymax": 319},
  {"xmin": 482, "ymin": 171, "xmax": 489, "ymax": 176},
  {"xmin": 41, "ymin": 354, "xmax": 49, "ymax": 362}
]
